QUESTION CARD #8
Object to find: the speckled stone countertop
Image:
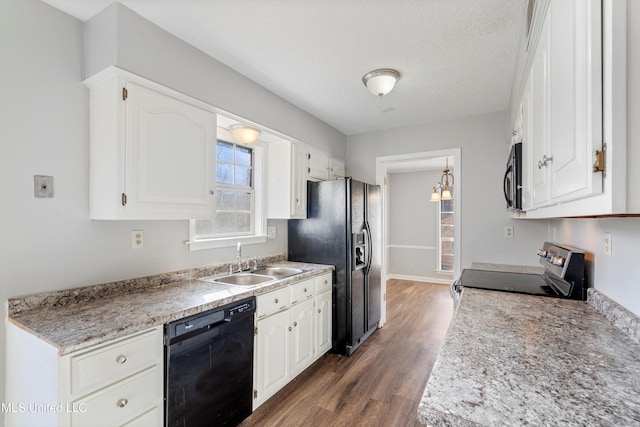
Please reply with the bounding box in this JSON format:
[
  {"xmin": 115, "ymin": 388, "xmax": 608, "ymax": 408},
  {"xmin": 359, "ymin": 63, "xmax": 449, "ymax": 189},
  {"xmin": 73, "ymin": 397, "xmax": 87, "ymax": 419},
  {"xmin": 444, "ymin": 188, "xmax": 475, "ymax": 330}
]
[
  {"xmin": 8, "ymin": 258, "xmax": 333, "ymax": 355},
  {"xmin": 418, "ymin": 288, "xmax": 640, "ymax": 426}
]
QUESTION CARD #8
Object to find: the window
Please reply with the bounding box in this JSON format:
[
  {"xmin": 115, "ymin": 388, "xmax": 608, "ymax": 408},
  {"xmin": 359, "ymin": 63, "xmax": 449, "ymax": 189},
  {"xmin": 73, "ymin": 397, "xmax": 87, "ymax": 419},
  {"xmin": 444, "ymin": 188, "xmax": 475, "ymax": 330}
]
[
  {"xmin": 438, "ymin": 190, "xmax": 454, "ymax": 272},
  {"xmin": 189, "ymin": 140, "xmax": 266, "ymax": 250}
]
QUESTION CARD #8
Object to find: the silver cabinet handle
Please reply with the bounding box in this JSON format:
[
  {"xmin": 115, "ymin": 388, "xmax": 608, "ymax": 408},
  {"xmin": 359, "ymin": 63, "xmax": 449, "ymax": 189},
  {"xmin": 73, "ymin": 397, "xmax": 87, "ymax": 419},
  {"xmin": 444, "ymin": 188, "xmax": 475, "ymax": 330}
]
[
  {"xmin": 293, "ymin": 321, "xmax": 298, "ymax": 327},
  {"xmin": 304, "ymin": 288, "xmax": 308, "ymax": 293},
  {"xmin": 116, "ymin": 355, "xmax": 127, "ymax": 364},
  {"xmin": 117, "ymin": 398, "xmax": 128, "ymax": 408},
  {"xmin": 274, "ymin": 298, "xmax": 279, "ymax": 304},
  {"xmin": 318, "ymin": 309, "xmax": 321, "ymax": 313},
  {"xmin": 288, "ymin": 326, "xmax": 292, "ymax": 331},
  {"xmin": 538, "ymin": 155, "xmax": 553, "ymax": 169}
]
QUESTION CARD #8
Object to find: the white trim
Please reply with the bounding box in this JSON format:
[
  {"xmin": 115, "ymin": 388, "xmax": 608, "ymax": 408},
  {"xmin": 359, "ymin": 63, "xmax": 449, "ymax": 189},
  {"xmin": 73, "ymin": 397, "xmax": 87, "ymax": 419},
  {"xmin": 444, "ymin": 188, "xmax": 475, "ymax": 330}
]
[
  {"xmin": 386, "ymin": 274, "xmax": 453, "ymax": 285},
  {"xmin": 186, "ymin": 234, "xmax": 267, "ymax": 250},
  {"xmin": 386, "ymin": 244, "xmax": 437, "ymax": 250},
  {"xmin": 376, "ymin": 148, "xmax": 462, "ymax": 328}
]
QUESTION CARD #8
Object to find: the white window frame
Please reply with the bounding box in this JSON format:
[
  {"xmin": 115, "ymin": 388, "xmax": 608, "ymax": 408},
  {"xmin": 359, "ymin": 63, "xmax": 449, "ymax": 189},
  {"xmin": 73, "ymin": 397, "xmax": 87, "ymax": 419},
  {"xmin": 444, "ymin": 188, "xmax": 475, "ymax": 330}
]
[
  {"xmin": 188, "ymin": 139, "xmax": 267, "ymax": 251},
  {"xmin": 437, "ymin": 191, "xmax": 454, "ymax": 273}
]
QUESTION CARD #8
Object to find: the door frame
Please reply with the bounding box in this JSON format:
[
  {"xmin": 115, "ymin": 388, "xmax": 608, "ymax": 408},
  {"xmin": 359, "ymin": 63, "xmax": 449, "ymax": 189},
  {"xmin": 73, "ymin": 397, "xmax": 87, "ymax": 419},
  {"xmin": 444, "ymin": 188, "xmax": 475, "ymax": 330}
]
[{"xmin": 375, "ymin": 148, "xmax": 461, "ymax": 326}]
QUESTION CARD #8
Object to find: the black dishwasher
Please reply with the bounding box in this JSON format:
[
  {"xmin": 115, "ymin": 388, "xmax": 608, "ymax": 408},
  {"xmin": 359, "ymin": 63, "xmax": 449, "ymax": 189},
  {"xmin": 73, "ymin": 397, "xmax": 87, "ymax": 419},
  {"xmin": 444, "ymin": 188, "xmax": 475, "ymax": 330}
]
[{"xmin": 165, "ymin": 296, "xmax": 256, "ymax": 427}]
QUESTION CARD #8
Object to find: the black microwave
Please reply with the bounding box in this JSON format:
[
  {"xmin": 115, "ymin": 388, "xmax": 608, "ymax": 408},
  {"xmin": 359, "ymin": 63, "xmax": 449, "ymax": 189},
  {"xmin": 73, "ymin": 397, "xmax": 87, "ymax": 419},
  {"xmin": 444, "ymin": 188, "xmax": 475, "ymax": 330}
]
[{"xmin": 504, "ymin": 142, "xmax": 522, "ymax": 211}]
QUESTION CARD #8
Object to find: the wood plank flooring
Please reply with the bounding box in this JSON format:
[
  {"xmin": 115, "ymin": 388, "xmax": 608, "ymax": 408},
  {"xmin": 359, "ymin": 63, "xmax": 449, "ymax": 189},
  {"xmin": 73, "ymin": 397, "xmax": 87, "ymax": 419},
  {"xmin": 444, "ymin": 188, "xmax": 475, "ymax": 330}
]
[{"xmin": 240, "ymin": 279, "xmax": 454, "ymax": 427}]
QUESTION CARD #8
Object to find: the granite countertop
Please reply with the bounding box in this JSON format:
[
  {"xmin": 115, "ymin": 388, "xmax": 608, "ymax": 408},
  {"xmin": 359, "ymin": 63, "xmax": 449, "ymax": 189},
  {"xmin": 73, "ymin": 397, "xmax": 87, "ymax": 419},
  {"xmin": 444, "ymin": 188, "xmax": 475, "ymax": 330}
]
[
  {"xmin": 418, "ymin": 288, "xmax": 640, "ymax": 426},
  {"xmin": 8, "ymin": 260, "xmax": 333, "ymax": 355}
]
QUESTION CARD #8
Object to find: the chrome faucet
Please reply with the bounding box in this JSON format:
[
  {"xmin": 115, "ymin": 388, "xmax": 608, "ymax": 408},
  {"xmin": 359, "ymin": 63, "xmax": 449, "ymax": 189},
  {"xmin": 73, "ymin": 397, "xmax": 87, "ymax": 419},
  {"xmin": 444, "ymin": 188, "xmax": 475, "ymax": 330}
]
[{"xmin": 236, "ymin": 242, "xmax": 243, "ymax": 273}]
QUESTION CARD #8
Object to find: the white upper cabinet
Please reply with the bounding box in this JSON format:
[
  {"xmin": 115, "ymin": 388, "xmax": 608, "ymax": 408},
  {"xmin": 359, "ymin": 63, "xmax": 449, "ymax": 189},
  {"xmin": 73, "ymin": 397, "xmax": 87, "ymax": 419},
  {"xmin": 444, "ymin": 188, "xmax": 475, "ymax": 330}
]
[
  {"xmin": 523, "ymin": 0, "xmax": 602, "ymax": 210},
  {"xmin": 307, "ymin": 147, "xmax": 330, "ymax": 181},
  {"xmin": 84, "ymin": 67, "xmax": 217, "ymax": 220},
  {"xmin": 329, "ymin": 157, "xmax": 346, "ymax": 180},
  {"xmin": 308, "ymin": 147, "xmax": 346, "ymax": 181},
  {"xmin": 517, "ymin": 0, "xmax": 612, "ymax": 217},
  {"xmin": 266, "ymin": 140, "xmax": 308, "ymax": 219}
]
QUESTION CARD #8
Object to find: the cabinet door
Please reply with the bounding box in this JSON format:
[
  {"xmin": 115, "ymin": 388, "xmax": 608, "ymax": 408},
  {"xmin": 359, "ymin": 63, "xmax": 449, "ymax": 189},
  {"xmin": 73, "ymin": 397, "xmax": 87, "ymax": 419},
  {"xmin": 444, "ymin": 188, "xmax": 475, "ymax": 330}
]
[
  {"xmin": 547, "ymin": 0, "xmax": 602, "ymax": 202},
  {"xmin": 290, "ymin": 143, "xmax": 308, "ymax": 218},
  {"xmin": 330, "ymin": 158, "xmax": 346, "ymax": 180},
  {"xmin": 125, "ymin": 82, "xmax": 216, "ymax": 219},
  {"xmin": 290, "ymin": 299, "xmax": 315, "ymax": 378},
  {"xmin": 314, "ymin": 290, "xmax": 332, "ymax": 358},
  {"xmin": 255, "ymin": 310, "xmax": 290, "ymax": 407},
  {"xmin": 530, "ymin": 9, "xmax": 551, "ymax": 208},
  {"xmin": 308, "ymin": 147, "xmax": 330, "ymax": 181},
  {"xmin": 521, "ymin": 75, "xmax": 534, "ymax": 211}
]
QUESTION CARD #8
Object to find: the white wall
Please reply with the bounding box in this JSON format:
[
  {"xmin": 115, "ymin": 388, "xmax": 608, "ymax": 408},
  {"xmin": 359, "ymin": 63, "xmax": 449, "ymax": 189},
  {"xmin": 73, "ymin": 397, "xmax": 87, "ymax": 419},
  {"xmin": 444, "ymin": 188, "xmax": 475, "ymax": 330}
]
[
  {"xmin": 347, "ymin": 111, "xmax": 549, "ymax": 270},
  {"xmin": 387, "ymin": 170, "xmax": 444, "ymax": 281},
  {"xmin": 0, "ymin": 0, "xmax": 346, "ymax": 416}
]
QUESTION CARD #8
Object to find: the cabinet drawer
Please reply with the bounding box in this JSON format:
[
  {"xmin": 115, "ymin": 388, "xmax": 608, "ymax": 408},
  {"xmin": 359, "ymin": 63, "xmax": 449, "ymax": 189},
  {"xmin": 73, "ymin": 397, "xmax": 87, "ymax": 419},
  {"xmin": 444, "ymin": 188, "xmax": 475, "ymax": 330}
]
[
  {"xmin": 290, "ymin": 279, "xmax": 314, "ymax": 304},
  {"xmin": 71, "ymin": 366, "xmax": 162, "ymax": 427},
  {"xmin": 122, "ymin": 405, "xmax": 163, "ymax": 427},
  {"xmin": 314, "ymin": 273, "xmax": 332, "ymax": 293},
  {"xmin": 257, "ymin": 287, "xmax": 290, "ymax": 318},
  {"xmin": 69, "ymin": 328, "xmax": 162, "ymax": 396}
]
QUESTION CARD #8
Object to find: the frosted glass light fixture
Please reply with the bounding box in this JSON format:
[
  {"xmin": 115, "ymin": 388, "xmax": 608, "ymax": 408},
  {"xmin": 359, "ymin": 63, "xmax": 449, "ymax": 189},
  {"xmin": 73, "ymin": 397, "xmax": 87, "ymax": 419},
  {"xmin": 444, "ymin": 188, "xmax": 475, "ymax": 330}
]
[
  {"xmin": 229, "ymin": 124, "xmax": 261, "ymax": 144},
  {"xmin": 362, "ymin": 69, "xmax": 400, "ymax": 97},
  {"xmin": 430, "ymin": 158, "xmax": 454, "ymax": 202}
]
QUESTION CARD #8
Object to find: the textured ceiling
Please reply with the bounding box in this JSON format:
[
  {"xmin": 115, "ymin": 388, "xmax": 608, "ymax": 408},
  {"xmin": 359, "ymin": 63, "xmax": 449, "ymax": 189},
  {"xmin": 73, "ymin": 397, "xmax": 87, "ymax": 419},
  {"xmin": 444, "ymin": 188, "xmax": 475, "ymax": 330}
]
[{"xmin": 41, "ymin": 0, "xmax": 527, "ymax": 136}]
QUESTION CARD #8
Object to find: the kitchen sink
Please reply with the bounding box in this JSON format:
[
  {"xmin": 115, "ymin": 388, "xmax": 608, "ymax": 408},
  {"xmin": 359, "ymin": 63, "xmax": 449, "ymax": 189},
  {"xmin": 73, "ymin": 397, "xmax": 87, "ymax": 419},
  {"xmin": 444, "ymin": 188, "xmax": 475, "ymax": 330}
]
[
  {"xmin": 203, "ymin": 273, "xmax": 275, "ymax": 287},
  {"xmin": 250, "ymin": 266, "xmax": 304, "ymax": 278}
]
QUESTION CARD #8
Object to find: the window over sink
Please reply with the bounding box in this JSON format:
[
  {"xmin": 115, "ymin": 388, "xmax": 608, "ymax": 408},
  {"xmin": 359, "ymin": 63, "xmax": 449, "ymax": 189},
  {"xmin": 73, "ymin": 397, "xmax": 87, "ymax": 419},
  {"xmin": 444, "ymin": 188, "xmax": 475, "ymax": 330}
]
[{"xmin": 188, "ymin": 133, "xmax": 267, "ymax": 250}]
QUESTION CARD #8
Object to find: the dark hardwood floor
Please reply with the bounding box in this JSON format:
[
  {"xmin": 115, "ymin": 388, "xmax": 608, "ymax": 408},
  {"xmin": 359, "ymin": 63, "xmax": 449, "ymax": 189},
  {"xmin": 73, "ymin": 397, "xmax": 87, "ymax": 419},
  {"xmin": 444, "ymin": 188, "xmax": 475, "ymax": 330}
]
[{"xmin": 240, "ymin": 279, "xmax": 454, "ymax": 427}]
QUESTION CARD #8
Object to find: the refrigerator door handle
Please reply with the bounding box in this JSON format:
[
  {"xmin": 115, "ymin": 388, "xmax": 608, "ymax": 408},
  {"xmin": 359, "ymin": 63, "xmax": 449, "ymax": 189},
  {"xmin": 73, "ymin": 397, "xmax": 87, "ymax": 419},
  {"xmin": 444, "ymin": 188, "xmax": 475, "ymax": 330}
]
[{"xmin": 364, "ymin": 223, "xmax": 373, "ymax": 274}]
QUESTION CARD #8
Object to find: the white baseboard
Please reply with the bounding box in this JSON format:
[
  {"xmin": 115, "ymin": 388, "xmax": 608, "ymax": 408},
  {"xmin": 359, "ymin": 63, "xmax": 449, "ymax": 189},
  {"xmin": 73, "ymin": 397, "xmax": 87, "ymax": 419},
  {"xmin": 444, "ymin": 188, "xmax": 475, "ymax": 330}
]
[{"xmin": 386, "ymin": 274, "xmax": 453, "ymax": 285}]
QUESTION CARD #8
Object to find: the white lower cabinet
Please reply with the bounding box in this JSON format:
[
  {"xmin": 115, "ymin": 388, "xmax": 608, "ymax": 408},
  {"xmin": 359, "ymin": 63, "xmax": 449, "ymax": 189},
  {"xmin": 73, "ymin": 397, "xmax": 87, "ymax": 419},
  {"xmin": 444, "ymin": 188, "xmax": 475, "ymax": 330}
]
[
  {"xmin": 5, "ymin": 324, "xmax": 163, "ymax": 427},
  {"xmin": 253, "ymin": 273, "xmax": 332, "ymax": 409},
  {"xmin": 290, "ymin": 298, "xmax": 316, "ymax": 378},
  {"xmin": 254, "ymin": 308, "xmax": 291, "ymax": 405},
  {"xmin": 315, "ymin": 290, "xmax": 332, "ymax": 356}
]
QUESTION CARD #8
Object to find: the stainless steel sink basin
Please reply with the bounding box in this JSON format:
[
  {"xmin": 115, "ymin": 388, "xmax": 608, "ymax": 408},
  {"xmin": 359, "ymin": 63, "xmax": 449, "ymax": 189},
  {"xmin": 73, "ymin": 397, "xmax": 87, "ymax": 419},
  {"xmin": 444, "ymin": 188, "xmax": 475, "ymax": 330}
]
[
  {"xmin": 203, "ymin": 273, "xmax": 275, "ymax": 287},
  {"xmin": 250, "ymin": 266, "xmax": 303, "ymax": 278}
]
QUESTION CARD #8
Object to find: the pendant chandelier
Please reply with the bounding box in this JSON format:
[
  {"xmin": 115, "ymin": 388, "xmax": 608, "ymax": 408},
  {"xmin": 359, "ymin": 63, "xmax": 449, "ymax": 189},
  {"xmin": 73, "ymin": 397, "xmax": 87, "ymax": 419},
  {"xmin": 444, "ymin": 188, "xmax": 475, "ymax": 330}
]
[{"xmin": 430, "ymin": 158, "xmax": 454, "ymax": 202}]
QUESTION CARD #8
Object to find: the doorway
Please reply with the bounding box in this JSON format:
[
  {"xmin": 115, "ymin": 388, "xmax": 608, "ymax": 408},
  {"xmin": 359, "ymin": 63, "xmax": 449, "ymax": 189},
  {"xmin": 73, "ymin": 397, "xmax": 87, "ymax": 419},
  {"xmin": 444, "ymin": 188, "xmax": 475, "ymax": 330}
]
[{"xmin": 375, "ymin": 149, "xmax": 461, "ymax": 326}]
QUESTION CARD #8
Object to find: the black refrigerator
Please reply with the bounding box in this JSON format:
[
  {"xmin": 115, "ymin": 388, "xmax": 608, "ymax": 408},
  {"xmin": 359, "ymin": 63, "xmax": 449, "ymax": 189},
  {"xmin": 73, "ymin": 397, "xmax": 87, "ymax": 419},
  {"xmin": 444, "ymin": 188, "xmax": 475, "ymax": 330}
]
[{"xmin": 288, "ymin": 178, "xmax": 381, "ymax": 356}]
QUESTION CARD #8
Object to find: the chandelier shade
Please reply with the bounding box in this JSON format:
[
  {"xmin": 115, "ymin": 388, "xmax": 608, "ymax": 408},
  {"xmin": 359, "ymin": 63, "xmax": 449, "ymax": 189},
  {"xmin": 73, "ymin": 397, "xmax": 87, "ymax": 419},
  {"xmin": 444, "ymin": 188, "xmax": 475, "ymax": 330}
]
[{"xmin": 429, "ymin": 158, "xmax": 454, "ymax": 202}]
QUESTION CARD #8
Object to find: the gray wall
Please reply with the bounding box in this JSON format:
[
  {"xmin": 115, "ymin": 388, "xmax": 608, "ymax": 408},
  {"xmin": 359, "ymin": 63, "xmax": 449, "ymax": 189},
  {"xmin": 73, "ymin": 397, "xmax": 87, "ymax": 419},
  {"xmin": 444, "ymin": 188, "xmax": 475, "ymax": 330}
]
[
  {"xmin": 0, "ymin": 0, "xmax": 346, "ymax": 415},
  {"xmin": 346, "ymin": 110, "xmax": 549, "ymax": 270},
  {"xmin": 387, "ymin": 170, "xmax": 445, "ymax": 281},
  {"xmin": 85, "ymin": 4, "xmax": 346, "ymax": 159}
]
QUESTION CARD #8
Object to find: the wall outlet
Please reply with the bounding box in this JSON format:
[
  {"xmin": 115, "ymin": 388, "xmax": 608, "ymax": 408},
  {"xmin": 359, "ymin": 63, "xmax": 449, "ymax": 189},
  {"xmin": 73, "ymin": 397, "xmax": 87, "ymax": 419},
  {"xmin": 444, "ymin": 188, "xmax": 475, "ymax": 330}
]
[
  {"xmin": 34, "ymin": 175, "xmax": 54, "ymax": 198},
  {"xmin": 132, "ymin": 230, "xmax": 144, "ymax": 248},
  {"xmin": 267, "ymin": 226, "xmax": 277, "ymax": 239},
  {"xmin": 604, "ymin": 232, "xmax": 612, "ymax": 257},
  {"xmin": 504, "ymin": 226, "xmax": 514, "ymax": 238}
]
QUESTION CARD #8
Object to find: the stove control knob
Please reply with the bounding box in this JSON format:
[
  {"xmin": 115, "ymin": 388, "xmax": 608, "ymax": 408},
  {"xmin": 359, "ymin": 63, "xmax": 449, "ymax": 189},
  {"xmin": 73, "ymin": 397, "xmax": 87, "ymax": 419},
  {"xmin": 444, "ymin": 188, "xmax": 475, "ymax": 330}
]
[
  {"xmin": 537, "ymin": 249, "xmax": 548, "ymax": 257},
  {"xmin": 551, "ymin": 256, "xmax": 565, "ymax": 266}
]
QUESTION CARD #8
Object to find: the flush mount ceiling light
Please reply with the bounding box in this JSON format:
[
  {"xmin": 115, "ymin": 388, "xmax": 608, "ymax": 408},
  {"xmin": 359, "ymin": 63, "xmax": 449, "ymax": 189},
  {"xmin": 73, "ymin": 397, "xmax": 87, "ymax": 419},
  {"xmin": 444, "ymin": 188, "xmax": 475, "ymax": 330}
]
[
  {"xmin": 430, "ymin": 158, "xmax": 455, "ymax": 202},
  {"xmin": 362, "ymin": 68, "xmax": 401, "ymax": 97},
  {"xmin": 229, "ymin": 124, "xmax": 261, "ymax": 144}
]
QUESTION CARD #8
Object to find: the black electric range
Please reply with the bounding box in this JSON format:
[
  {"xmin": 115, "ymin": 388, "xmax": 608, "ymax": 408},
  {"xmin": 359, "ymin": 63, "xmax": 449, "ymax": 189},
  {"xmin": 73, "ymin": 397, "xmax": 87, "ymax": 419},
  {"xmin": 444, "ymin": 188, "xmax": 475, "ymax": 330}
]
[{"xmin": 453, "ymin": 242, "xmax": 587, "ymax": 300}]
